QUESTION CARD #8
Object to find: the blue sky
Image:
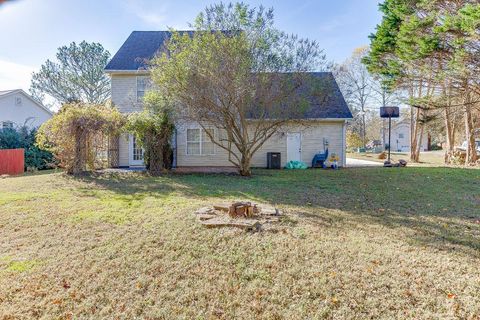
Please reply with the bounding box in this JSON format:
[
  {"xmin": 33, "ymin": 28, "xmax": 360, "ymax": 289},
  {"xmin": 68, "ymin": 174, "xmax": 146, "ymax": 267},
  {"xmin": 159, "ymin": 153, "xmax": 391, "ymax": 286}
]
[{"xmin": 0, "ymin": 0, "xmax": 382, "ymax": 91}]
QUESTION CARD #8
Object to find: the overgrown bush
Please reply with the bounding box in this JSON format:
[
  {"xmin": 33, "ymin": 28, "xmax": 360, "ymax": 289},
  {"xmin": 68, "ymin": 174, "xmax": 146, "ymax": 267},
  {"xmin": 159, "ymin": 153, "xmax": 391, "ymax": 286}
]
[
  {"xmin": 37, "ymin": 102, "xmax": 125, "ymax": 174},
  {"xmin": 346, "ymin": 131, "xmax": 363, "ymax": 150},
  {"xmin": 127, "ymin": 92, "xmax": 175, "ymax": 176},
  {"xmin": 0, "ymin": 127, "xmax": 55, "ymax": 170}
]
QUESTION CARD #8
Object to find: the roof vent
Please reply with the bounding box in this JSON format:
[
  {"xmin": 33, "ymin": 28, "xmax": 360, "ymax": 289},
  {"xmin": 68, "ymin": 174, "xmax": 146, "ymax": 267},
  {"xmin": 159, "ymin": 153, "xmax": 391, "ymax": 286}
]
[{"xmin": 15, "ymin": 96, "xmax": 22, "ymax": 106}]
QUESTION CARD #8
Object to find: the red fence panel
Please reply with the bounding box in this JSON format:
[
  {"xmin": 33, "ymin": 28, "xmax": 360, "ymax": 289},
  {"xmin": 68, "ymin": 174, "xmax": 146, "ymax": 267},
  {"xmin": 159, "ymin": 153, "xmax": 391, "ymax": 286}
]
[{"xmin": 0, "ymin": 149, "xmax": 24, "ymax": 175}]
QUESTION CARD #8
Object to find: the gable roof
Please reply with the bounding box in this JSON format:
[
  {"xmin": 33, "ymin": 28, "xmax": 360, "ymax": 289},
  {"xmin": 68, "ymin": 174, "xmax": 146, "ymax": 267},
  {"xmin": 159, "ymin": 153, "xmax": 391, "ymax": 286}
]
[
  {"xmin": 105, "ymin": 31, "xmax": 194, "ymax": 72},
  {"xmin": 0, "ymin": 89, "xmax": 53, "ymax": 115},
  {"xmin": 105, "ymin": 31, "xmax": 352, "ymax": 119}
]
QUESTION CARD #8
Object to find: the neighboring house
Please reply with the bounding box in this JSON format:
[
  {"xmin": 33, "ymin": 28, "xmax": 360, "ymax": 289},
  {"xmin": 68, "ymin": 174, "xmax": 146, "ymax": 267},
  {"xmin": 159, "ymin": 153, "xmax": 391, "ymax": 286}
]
[
  {"xmin": 104, "ymin": 31, "xmax": 352, "ymax": 168},
  {"xmin": 0, "ymin": 89, "xmax": 52, "ymax": 129},
  {"xmin": 381, "ymin": 119, "xmax": 428, "ymax": 152}
]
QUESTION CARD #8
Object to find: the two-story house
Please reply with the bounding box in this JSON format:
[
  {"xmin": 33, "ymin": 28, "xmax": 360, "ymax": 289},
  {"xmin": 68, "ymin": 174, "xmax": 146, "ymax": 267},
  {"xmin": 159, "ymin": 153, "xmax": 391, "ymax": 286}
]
[{"xmin": 105, "ymin": 31, "xmax": 352, "ymax": 169}]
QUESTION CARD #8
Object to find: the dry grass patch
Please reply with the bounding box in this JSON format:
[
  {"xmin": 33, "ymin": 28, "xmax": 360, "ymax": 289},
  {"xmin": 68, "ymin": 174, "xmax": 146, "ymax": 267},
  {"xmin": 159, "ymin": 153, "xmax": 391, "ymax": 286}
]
[{"xmin": 0, "ymin": 168, "xmax": 479, "ymax": 319}]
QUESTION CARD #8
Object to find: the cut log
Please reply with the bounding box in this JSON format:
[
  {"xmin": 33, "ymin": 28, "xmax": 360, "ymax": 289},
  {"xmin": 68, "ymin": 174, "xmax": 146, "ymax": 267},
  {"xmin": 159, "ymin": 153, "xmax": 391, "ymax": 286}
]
[
  {"xmin": 213, "ymin": 204, "xmax": 229, "ymax": 212},
  {"xmin": 195, "ymin": 207, "xmax": 214, "ymax": 215},
  {"xmin": 201, "ymin": 217, "xmax": 261, "ymax": 230},
  {"xmin": 197, "ymin": 214, "xmax": 218, "ymax": 221},
  {"xmin": 246, "ymin": 205, "xmax": 254, "ymax": 218},
  {"xmin": 260, "ymin": 207, "xmax": 280, "ymax": 216}
]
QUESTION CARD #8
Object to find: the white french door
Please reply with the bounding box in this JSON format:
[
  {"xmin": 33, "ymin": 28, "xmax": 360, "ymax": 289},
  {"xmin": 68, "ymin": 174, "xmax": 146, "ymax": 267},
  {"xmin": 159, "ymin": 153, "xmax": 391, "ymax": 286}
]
[{"xmin": 129, "ymin": 135, "xmax": 144, "ymax": 166}]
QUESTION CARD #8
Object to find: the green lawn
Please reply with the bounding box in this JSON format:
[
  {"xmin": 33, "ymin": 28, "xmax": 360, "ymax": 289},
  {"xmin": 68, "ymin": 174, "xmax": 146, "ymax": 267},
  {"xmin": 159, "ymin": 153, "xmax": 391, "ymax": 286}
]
[{"xmin": 0, "ymin": 168, "xmax": 479, "ymax": 319}]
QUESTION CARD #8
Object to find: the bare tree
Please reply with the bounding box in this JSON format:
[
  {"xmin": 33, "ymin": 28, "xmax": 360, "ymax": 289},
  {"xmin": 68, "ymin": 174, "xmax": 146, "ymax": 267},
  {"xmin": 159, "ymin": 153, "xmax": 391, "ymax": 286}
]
[
  {"xmin": 150, "ymin": 3, "xmax": 329, "ymax": 176},
  {"xmin": 335, "ymin": 47, "xmax": 373, "ymax": 148}
]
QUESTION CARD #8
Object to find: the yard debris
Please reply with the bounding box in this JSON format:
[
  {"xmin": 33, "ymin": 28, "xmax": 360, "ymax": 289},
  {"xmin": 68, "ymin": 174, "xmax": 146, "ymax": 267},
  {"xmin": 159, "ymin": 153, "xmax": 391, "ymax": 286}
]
[
  {"xmin": 383, "ymin": 159, "xmax": 407, "ymax": 167},
  {"xmin": 194, "ymin": 201, "xmax": 282, "ymax": 230}
]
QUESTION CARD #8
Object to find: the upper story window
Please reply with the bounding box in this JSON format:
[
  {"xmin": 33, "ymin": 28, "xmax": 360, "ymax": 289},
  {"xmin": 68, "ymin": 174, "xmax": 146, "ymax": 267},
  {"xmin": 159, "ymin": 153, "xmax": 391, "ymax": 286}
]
[
  {"xmin": 186, "ymin": 128, "xmax": 215, "ymax": 155},
  {"xmin": 1, "ymin": 121, "xmax": 14, "ymax": 130},
  {"xmin": 136, "ymin": 76, "xmax": 150, "ymax": 102}
]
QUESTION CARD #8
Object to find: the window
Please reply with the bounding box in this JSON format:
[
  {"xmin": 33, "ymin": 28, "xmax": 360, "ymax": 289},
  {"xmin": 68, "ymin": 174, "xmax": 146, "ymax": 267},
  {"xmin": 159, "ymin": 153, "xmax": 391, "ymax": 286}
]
[
  {"xmin": 398, "ymin": 133, "xmax": 404, "ymax": 139},
  {"xmin": 1, "ymin": 121, "xmax": 13, "ymax": 130},
  {"xmin": 136, "ymin": 76, "xmax": 150, "ymax": 102},
  {"xmin": 186, "ymin": 128, "xmax": 215, "ymax": 155}
]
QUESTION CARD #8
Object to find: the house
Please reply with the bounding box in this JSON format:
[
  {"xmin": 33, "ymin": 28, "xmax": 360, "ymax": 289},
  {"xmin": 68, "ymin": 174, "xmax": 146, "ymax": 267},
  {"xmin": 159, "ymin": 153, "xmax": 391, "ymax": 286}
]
[
  {"xmin": 381, "ymin": 119, "xmax": 428, "ymax": 152},
  {"xmin": 104, "ymin": 31, "xmax": 352, "ymax": 168},
  {"xmin": 0, "ymin": 89, "xmax": 52, "ymax": 130}
]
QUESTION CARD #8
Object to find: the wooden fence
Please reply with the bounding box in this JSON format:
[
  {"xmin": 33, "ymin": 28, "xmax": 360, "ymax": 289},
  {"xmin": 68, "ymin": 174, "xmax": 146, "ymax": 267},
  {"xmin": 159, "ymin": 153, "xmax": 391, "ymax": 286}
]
[{"xmin": 0, "ymin": 149, "xmax": 24, "ymax": 175}]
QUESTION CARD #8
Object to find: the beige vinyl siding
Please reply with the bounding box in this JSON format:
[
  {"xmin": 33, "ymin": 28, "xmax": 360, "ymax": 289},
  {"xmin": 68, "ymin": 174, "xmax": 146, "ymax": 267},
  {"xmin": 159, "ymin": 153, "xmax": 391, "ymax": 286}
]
[
  {"xmin": 175, "ymin": 120, "xmax": 346, "ymax": 168},
  {"xmin": 110, "ymin": 74, "xmax": 146, "ymax": 167},
  {"xmin": 109, "ymin": 74, "xmax": 347, "ymax": 168},
  {"xmin": 110, "ymin": 74, "xmax": 144, "ymax": 113},
  {"xmin": 119, "ymin": 134, "xmax": 129, "ymax": 167}
]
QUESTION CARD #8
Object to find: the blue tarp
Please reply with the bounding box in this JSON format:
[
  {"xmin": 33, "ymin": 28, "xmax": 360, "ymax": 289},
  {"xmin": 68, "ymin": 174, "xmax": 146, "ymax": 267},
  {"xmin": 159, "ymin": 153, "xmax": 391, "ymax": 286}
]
[{"xmin": 285, "ymin": 161, "xmax": 308, "ymax": 169}]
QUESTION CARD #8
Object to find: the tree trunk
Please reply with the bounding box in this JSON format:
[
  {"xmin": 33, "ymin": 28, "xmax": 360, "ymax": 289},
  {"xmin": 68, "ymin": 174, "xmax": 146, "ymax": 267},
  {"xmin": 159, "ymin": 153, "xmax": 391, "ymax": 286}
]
[
  {"xmin": 444, "ymin": 108, "xmax": 455, "ymax": 164},
  {"xmin": 415, "ymin": 120, "xmax": 424, "ymax": 162},
  {"xmin": 238, "ymin": 154, "xmax": 252, "ymax": 176},
  {"xmin": 147, "ymin": 132, "xmax": 164, "ymax": 176},
  {"xmin": 362, "ymin": 111, "xmax": 366, "ymax": 148},
  {"xmin": 410, "ymin": 108, "xmax": 420, "ymax": 162},
  {"xmin": 464, "ymin": 99, "xmax": 477, "ymax": 165},
  {"xmin": 71, "ymin": 128, "xmax": 86, "ymax": 175}
]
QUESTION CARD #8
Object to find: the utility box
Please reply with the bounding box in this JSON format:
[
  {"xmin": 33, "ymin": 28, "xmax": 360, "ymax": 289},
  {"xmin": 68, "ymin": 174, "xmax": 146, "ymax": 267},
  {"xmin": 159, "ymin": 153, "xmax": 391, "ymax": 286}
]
[{"xmin": 267, "ymin": 152, "xmax": 281, "ymax": 169}]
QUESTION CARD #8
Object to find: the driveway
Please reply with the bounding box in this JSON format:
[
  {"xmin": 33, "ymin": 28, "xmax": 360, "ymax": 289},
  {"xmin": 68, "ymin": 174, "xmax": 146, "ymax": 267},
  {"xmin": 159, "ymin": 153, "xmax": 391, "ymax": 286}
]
[{"xmin": 346, "ymin": 157, "xmax": 382, "ymax": 167}]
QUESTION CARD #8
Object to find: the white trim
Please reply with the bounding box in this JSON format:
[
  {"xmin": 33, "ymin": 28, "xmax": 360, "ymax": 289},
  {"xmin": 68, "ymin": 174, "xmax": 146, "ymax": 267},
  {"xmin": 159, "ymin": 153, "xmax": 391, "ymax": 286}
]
[
  {"xmin": 105, "ymin": 69, "xmax": 150, "ymax": 75},
  {"xmin": 185, "ymin": 127, "xmax": 216, "ymax": 156}
]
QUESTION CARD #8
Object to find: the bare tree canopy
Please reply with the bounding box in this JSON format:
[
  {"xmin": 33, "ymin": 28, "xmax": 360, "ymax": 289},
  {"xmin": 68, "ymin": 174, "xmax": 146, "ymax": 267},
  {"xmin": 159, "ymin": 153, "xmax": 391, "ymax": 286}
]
[
  {"xmin": 151, "ymin": 2, "xmax": 330, "ymax": 175},
  {"xmin": 30, "ymin": 41, "xmax": 111, "ymax": 107}
]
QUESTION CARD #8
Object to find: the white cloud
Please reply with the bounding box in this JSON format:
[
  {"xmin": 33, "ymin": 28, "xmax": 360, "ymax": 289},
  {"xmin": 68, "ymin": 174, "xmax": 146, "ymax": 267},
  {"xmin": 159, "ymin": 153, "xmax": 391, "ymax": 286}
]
[
  {"xmin": 123, "ymin": 0, "xmax": 168, "ymax": 28},
  {"xmin": 0, "ymin": 58, "xmax": 36, "ymax": 91}
]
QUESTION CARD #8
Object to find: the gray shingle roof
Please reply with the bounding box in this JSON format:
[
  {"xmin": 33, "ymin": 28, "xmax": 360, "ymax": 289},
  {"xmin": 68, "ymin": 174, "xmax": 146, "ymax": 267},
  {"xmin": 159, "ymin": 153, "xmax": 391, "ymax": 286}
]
[
  {"xmin": 105, "ymin": 31, "xmax": 193, "ymax": 71},
  {"xmin": 105, "ymin": 31, "xmax": 352, "ymax": 119},
  {"xmin": 298, "ymin": 72, "xmax": 352, "ymax": 119}
]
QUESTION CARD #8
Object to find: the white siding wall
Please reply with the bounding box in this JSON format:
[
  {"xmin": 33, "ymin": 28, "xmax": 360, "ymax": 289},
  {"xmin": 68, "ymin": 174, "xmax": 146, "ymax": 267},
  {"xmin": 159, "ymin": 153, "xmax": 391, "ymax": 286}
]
[{"xmin": 0, "ymin": 92, "xmax": 52, "ymax": 128}]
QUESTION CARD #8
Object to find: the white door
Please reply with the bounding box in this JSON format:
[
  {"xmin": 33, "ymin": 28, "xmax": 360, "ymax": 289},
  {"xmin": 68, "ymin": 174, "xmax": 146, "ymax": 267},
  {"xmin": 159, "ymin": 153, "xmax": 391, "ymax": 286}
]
[
  {"xmin": 286, "ymin": 132, "xmax": 301, "ymax": 162},
  {"xmin": 129, "ymin": 135, "xmax": 144, "ymax": 166}
]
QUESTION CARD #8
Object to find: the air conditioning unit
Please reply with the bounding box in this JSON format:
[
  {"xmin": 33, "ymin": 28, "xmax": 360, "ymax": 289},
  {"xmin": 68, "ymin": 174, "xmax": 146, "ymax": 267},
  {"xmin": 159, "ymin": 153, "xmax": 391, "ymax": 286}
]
[{"xmin": 267, "ymin": 152, "xmax": 281, "ymax": 169}]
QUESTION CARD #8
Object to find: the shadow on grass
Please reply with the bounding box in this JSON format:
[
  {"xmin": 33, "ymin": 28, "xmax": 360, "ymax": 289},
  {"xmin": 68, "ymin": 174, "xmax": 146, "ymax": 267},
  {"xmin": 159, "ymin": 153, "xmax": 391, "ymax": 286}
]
[{"xmin": 72, "ymin": 167, "xmax": 480, "ymax": 256}]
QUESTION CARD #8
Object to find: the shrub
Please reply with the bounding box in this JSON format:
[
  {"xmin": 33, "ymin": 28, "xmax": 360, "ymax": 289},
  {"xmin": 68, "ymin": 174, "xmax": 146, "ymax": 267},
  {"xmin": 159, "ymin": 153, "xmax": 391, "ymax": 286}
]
[
  {"xmin": 0, "ymin": 127, "xmax": 55, "ymax": 170},
  {"xmin": 37, "ymin": 102, "xmax": 125, "ymax": 174},
  {"xmin": 127, "ymin": 92, "xmax": 175, "ymax": 176},
  {"xmin": 346, "ymin": 131, "xmax": 363, "ymax": 149}
]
